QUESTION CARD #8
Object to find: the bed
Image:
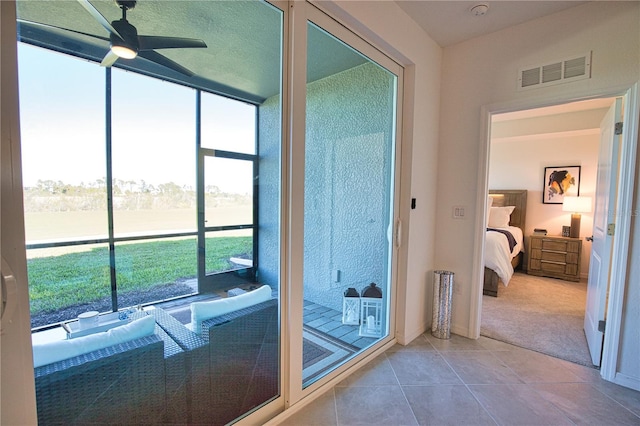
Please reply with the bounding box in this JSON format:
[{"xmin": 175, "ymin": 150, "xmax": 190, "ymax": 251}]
[{"xmin": 483, "ymin": 189, "xmax": 527, "ymax": 297}]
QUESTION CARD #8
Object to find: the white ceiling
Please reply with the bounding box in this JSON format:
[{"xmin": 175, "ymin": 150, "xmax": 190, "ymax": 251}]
[
  {"xmin": 395, "ymin": 1, "xmax": 589, "ymax": 47},
  {"xmin": 394, "ymin": 1, "xmax": 612, "ymax": 121},
  {"xmin": 16, "ymin": 0, "xmax": 600, "ymax": 111}
]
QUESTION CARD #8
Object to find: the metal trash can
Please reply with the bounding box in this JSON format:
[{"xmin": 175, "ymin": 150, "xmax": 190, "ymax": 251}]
[{"xmin": 432, "ymin": 270, "xmax": 454, "ymax": 339}]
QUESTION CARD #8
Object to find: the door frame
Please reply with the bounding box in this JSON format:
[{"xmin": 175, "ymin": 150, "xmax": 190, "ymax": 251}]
[
  {"xmin": 196, "ymin": 142, "xmax": 259, "ymax": 294},
  {"xmin": 1, "ymin": 1, "xmax": 38, "ymax": 423},
  {"xmin": 471, "ymin": 82, "xmax": 640, "ymax": 385},
  {"xmin": 285, "ymin": 0, "xmax": 405, "ymax": 407}
]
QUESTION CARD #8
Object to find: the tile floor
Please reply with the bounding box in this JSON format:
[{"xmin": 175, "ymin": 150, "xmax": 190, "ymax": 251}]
[{"xmin": 277, "ymin": 333, "xmax": 640, "ymax": 426}]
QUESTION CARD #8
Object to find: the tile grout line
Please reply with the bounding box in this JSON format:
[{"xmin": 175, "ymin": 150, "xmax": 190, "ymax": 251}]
[
  {"xmin": 384, "ymin": 351, "xmax": 421, "ymax": 426},
  {"xmin": 582, "ymin": 383, "xmax": 640, "ymax": 421},
  {"xmin": 431, "ymin": 340, "xmax": 501, "ymax": 426},
  {"xmin": 331, "ymin": 387, "xmax": 340, "ymax": 426}
]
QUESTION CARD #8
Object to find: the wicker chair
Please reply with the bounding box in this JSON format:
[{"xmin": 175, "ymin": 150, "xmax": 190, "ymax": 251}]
[
  {"xmin": 199, "ymin": 298, "xmax": 279, "ymax": 426},
  {"xmin": 34, "ymin": 309, "xmax": 209, "ymax": 425}
]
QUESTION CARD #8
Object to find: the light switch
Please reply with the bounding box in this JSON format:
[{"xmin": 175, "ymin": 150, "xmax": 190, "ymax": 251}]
[{"xmin": 453, "ymin": 206, "xmax": 465, "ymax": 219}]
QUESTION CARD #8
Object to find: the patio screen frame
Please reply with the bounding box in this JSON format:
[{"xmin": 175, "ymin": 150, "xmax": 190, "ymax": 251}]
[{"xmin": 23, "ymin": 64, "xmax": 262, "ymax": 330}]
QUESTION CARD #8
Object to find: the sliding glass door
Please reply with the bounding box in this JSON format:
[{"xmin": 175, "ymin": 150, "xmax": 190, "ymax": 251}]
[
  {"xmin": 301, "ymin": 10, "xmax": 403, "ymax": 388},
  {"xmin": 11, "ymin": 0, "xmax": 405, "ymax": 422}
]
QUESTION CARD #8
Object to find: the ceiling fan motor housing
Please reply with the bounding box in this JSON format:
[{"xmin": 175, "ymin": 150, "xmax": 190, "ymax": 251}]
[
  {"xmin": 115, "ymin": 0, "xmax": 137, "ymax": 11},
  {"xmin": 111, "ymin": 19, "xmax": 139, "ymax": 53}
]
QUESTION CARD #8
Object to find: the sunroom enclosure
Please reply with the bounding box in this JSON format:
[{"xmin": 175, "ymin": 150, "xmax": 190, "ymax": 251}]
[
  {"xmin": 16, "ymin": 0, "xmax": 403, "ymax": 423},
  {"xmin": 21, "ymin": 46, "xmax": 270, "ymax": 329}
]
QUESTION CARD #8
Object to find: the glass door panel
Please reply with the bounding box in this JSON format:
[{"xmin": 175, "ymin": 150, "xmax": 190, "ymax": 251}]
[
  {"xmin": 204, "ymin": 156, "xmax": 254, "ymax": 228},
  {"xmin": 302, "ymin": 21, "xmax": 399, "ymax": 387},
  {"xmin": 18, "ymin": 0, "xmax": 284, "ymax": 423}
]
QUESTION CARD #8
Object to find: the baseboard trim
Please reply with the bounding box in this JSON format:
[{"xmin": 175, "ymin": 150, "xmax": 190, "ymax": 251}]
[
  {"xmin": 613, "ymin": 372, "xmax": 640, "ymax": 392},
  {"xmin": 396, "ymin": 321, "xmax": 429, "ymax": 345}
]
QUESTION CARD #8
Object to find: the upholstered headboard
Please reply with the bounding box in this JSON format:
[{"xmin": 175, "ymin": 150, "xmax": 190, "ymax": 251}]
[{"xmin": 489, "ymin": 189, "xmax": 528, "ymax": 235}]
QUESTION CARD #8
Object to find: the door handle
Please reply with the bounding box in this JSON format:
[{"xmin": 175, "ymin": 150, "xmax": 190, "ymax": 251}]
[
  {"xmin": 586, "ymin": 236, "xmax": 593, "ymax": 242},
  {"xmin": 1, "ymin": 258, "xmax": 18, "ymax": 333}
]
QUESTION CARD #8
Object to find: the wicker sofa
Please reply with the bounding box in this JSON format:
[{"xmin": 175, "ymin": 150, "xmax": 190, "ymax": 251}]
[
  {"xmin": 34, "ymin": 308, "xmax": 208, "ymax": 425},
  {"xmin": 34, "ymin": 297, "xmax": 278, "ymax": 425}
]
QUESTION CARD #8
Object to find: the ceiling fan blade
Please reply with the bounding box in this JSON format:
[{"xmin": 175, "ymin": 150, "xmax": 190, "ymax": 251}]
[
  {"xmin": 138, "ymin": 35, "xmax": 207, "ymax": 51},
  {"xmin": 77, "ymin": 0, "xmax": 124, "ymax": 40},
  {"xmin": 138, "ymin": 50, "xmax": 195, "ymax": 77},
  {"xmin": 101, "ymin": 50, "xmax": 119, "ymax": 67},
  {"xmin": 17, "ymin": 19, "xmax": 110, "ymax": 43}
]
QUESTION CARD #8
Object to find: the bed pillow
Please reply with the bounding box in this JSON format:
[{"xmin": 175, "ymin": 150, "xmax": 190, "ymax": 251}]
[
  {"xmin": 32, "ymin": 314, "xmax": 156, "ymax": 368},
  {"xmin": 488, "ymin": 206, "xmax": 515, "ymax": 228},
  {"xmin": 189, "ymin": 285, "xmax": 272, "ymax": 333},
  {"xmin": 486, "ymin": 196, "xmax": 494, "ymax": 227}
]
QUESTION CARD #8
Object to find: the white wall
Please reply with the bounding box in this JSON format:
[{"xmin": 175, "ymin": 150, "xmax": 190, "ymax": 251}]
[
  {"xmin": 489, "ymin": 115, "xmax": 604, "ymax": 278},
  {"xmin": 320, "ymin": 1, "xmax": 443, "ymax": 343},
  {"xmin": 437, "ymin": 1, "xmax": 639, "ymax": 383}
]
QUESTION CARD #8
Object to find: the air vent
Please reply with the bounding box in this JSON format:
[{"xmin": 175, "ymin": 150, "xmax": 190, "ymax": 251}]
[
  {"xmin": 564, "ymin": 56, "xmax": 587, "ymax": 78},
  {"xmin": 542, "ymin": 62, "xmax": 562, "ymax": 83},
  {"xmin": 521, "ymin": 68, "xmax": 540, "ymax": 87},
  {"xmin": 518, "ymin": 51, "xmax": 591, "ymax": 90}
]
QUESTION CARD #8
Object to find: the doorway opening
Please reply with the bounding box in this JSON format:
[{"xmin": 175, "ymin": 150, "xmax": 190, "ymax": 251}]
[{"xmin": 479, "ymin": 97, "xmax": 617, "ymax": 367}]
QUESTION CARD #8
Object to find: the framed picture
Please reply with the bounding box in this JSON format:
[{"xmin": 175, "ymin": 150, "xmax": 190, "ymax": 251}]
[{"xmin": 543, "ymin": 165, "xmax": 581, "ymax": 204}]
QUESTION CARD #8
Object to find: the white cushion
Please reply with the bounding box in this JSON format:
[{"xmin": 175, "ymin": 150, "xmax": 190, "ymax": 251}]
[
  {"xmin": 488, "ymin": 206, "xmax": 515, "ymax": 228},
  {"xmin": 189, "ymin": 285, "xmax": 272, "ymax": 333},
  {"xmin": 486, "ymin": 196, "xmax": 494, "ymax": 227},
  {"xmin": 32, "ymin": 315, "xmax": 156, "ymax": 368}
]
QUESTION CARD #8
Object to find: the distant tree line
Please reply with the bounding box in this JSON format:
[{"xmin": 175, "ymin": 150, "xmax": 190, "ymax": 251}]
[{"xmin": 23, "ymin": 179, "xmax": 250, "ymax": 212}]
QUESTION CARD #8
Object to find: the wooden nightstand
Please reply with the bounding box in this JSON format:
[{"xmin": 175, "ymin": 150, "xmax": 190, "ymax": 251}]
[{"xmin": 527, "ymin": 234, "xmax": 582, "ymax": 282}]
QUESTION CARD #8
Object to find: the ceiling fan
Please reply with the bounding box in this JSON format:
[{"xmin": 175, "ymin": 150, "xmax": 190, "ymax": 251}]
[{"xmin": 43, "ymin": 0, "xmax": 207, "ymax": 76}]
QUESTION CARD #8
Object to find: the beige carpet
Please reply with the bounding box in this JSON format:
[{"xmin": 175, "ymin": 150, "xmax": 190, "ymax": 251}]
[{"xmin": 481, "ymin": 272, "xmax": 595, "ymax": 367}]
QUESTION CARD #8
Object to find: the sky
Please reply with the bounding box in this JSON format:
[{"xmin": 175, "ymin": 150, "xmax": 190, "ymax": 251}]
[{"xmin": 18, "ymin": 43, "xmax": 256, "ymax": 195}]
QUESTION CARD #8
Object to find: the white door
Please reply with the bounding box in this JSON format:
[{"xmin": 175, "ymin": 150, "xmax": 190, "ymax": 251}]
[
  {"xmin": 1, "ymin": 1, "xmax": 38, "ymax": 423},
  {"xmin": 584, "ymin": 98, "xmax": 622, "ymax": 366}
]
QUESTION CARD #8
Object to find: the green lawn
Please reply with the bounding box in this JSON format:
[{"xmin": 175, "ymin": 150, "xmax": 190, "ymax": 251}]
[{"xmin": 27, "ymin": 236, "xmax": 252, "ymax": 314}]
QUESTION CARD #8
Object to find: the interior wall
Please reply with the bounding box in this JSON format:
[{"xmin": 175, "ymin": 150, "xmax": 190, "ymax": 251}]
[
  {"xmin": 489, "ymin": 132, "xmax": 600, "ymax": 278},
  {"xmin": 437, "ymin": 0, "xmax": 639, "ymax": 384},
  {"xmin": 317, "ymin": 0, "xmax": 443, "ymax": 343}
]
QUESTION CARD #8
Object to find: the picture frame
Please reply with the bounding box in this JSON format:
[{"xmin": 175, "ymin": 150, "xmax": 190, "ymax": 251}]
[{"xmin": 543, "ymin": 165, "xmax": 581, "ymax": 204}]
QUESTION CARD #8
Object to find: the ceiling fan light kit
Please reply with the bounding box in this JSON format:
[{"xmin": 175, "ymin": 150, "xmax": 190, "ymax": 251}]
[
  {"xmin": 111, "ymin": 44, "xmax": 137, "ymax": 59},
  {"xmin": 74, "ymin": 0, "xmax": 207, "ymax": 75}
]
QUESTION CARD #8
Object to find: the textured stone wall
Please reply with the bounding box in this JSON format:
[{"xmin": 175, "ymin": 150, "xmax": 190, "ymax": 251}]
[
  {"xmin": 303, "ymin": 62, "xmax": 396, "ymax": 313},
  {"xmin": 258, "ymin": 62, "xmax": 396, "ymax": 319}
]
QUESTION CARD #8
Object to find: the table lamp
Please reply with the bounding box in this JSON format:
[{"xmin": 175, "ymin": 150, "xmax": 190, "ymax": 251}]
[{"xmin": 562, "ymin": 196, "xmax": 592, "ymax": 238}]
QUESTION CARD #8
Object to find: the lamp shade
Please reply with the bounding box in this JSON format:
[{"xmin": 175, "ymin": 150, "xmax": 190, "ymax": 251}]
[{"xmin": 562, "ymin": 196, "xmax": 592, "ymax": 213}]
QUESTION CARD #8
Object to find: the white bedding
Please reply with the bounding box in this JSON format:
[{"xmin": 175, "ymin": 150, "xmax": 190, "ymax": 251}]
[{"xmin": 485, "ymin": 226, "xmax": 524, "ymax": 286}]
